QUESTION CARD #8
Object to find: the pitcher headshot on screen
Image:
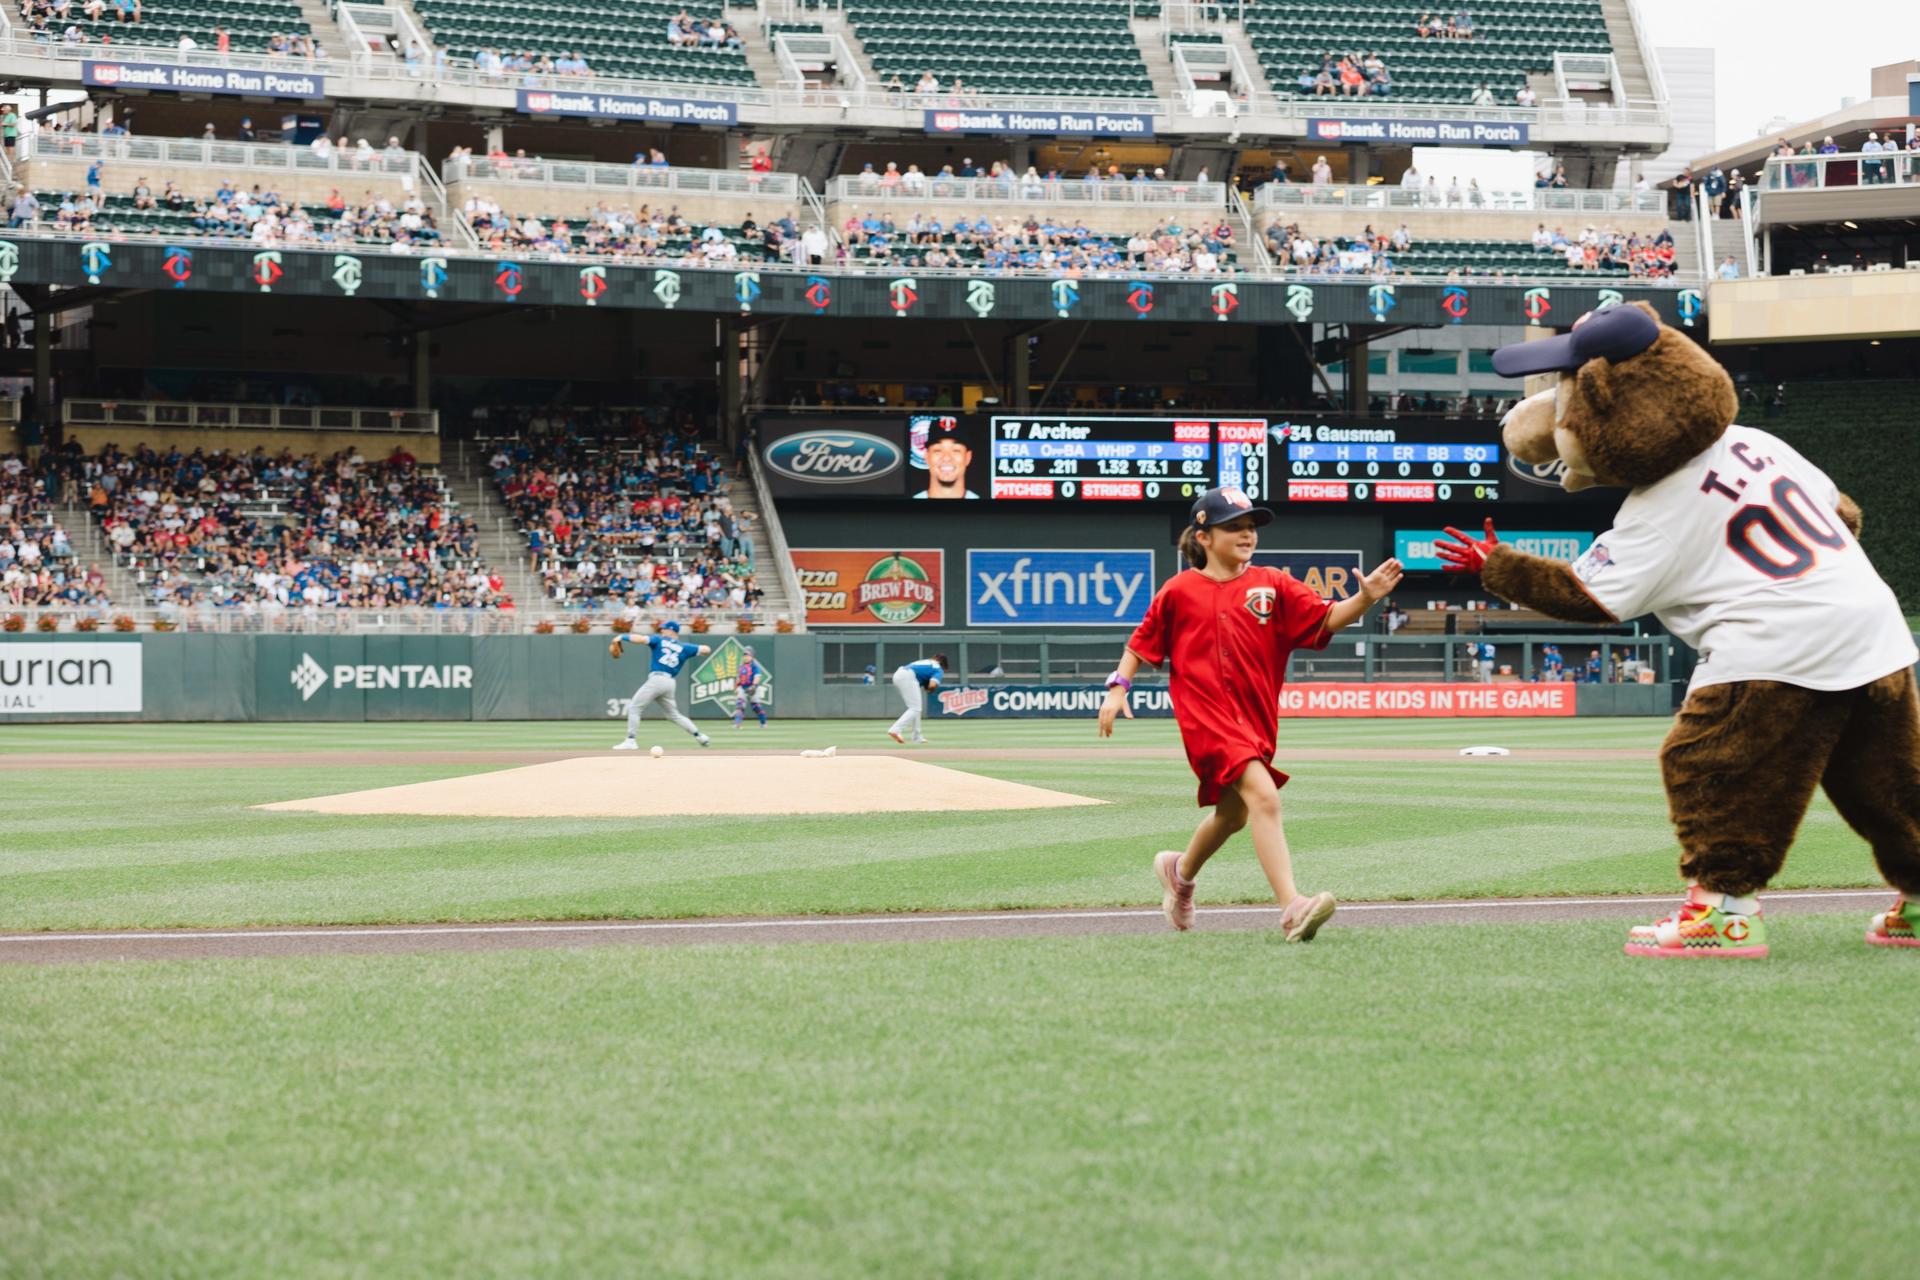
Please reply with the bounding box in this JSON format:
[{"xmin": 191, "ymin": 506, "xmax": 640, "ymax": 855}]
[{"xmin": 916, "ymin": 419, "xmax": 978, "ymax": 499}]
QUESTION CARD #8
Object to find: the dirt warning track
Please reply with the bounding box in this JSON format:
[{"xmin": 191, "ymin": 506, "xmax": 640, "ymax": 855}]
[{"xmin": 0, "ymin": 890, "xmax": 1887, "ymax": 965}]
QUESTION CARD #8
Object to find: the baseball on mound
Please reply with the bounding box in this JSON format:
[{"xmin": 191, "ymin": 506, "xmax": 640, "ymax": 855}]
[{"xmin": 649, "ymin": 745, "xmax": 665, "ymax": 758}]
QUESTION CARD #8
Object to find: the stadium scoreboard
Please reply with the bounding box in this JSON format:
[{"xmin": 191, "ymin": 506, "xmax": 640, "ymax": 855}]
[
  {"xmin": 1276, "ymin": 422, "xmax": 1503, "ymax": 503},
  {"xmin": 988, "ymin": 415, "xmax": 1271, "ymax": 502}
]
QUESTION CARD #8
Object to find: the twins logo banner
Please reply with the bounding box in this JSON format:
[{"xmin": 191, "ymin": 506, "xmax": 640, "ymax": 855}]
[
  {"xmin": 0, "ymin": 239, "xmax": 1699, "ymax": 326},
  {"xmin": 792, "ymin": 549, "xmax": 944, "ymax": 625}
]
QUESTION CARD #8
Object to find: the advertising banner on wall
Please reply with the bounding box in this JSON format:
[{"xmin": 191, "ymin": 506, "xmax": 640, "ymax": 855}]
[
  {"xmin": 758, "ymin": 417, "xmax": 910, "ymax": 498},
  {"xmin": 793, "ymin": 549, "xmax": 945, "ymax": 626},
  {"xmin": 260, "ymin": 636, "xmax": 475, "ymax": 721},
  {"xmin": 1253, "ymin": 550, "xmax": 1365, "ymax": 602},
  {"xmin": 966, "ymin": 549, "xmax": 1155, "ymax": 627},
  {"xmin": 516, "ymin": 88, "xmax": 737, "ymax": 124},
  {"xmin": 0, "ymin": 642, "xmax": 143, "ymax": 713},
  {"xmin": 924, "ymin": 108, "xmax": 1154, "ymax": 138},
  {"xmin": 932, "ymin": 680, "xmax": 1577, "ymax": 717},
  {"xmin": 688, "ymin": 636, "xmax": 771, "ymax": 712},
  {"xmin": 1394, "ymin": 529, "xmax": 1594, "ymax": 570},
  {"xmin": 83, "ymin": 60, "xmax": 325, "ymax": 97},
  {"xmin": 1307, "ymin": 117, "xmax": 1529, "ymax": 146}
]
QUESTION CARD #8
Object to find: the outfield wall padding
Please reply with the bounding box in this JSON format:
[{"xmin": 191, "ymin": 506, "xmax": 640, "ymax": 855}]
[{"xmin": 0, "ymin": 632, "xmax": 1685, "ymax": 723}]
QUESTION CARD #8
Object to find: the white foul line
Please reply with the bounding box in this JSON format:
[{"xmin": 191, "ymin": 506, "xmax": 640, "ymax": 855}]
[{"xmin": 0, "ymin": 889, "xmax": 1890, "ymax": 946}]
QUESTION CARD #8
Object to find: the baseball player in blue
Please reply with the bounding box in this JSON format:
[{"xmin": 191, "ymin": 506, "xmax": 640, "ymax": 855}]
[
  {"xmin": 731, "ymin": 645, "xmax": 768, "ymax": 729},
  {"xmin": 887, "ymin": 652, "xmax": 949, "ymax": 744},
  {"xmin": 609, "ymin": 621, "xmax": 712, "ymax": 749}
]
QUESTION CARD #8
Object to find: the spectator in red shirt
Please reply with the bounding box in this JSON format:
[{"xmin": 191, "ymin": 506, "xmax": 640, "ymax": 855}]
[{"xmin": 1100, "ymin": 486, "xmax": 1402, "ymax": 939}]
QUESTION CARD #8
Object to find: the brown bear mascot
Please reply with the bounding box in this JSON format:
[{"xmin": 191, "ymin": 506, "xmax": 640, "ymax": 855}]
[{"xmin": 1438, "ymin": 302, "xmax": 1920, "ymax": 958}]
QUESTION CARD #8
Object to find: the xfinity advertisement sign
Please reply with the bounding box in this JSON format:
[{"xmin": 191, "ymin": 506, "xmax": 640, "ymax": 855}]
[
  {"xmin": 0, "ymin": 643, "xmax": 143, "ymax": 713},
  {"xmin": 83, "ymin": 60, "xmax": 325, "ymax": 98},
  {"xmin": 925, "ymin": 109, "xmax": 1155, "ymax": 138},
  {"xmin": 518, "ymin": 89, "xmax": 736, "ymax": 124},
  {"xmin": 966, "ymin": 549, "xmax": 1154, "ymax": 626},
  {"xmin": 1307, "ymin": 117, "xmax": 1529, "ymax": 146}
]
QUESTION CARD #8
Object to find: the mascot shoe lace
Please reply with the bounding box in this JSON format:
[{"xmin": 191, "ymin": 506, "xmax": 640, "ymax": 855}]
[
  {"xmin": 1624, "ymin": 887, "xmax": 1769, "ymax": 959},
  {"xmin": 1866, "ymin": 899, "xmax": 1918, "ymax": 949}
]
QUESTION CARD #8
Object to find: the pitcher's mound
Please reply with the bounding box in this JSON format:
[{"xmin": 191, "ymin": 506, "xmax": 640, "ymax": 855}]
[{"xmin": 255, "ymin": 754, "xmax": 1104, "ymax": 819}]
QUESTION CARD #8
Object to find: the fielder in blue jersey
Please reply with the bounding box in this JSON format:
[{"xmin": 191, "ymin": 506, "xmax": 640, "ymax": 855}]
[
  {"xmin": 732, "ymin": 645, "xmax": 768, "ymax": 728},
  {"xmin": 888, "ymin": 652, "xmax": 949, "ymax": 744},
  {"xmin": 610, "ymin": 620, "xmax": 712, "ymax": 749}
]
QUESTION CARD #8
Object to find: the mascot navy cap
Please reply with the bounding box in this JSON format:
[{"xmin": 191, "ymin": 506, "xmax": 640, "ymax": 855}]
[
  {"xmin": 1490, "ymin": 304, "xmax": 1660, "ymax": 377},
  {"xmin": 1189, "ymin": 485, "xmax": 1274, "ymax": 529}
]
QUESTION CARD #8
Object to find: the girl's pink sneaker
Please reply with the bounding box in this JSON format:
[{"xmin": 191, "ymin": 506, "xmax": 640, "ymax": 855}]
[{"xmin": 1153, "ymin": 850, "xmax": 1195, "ymax": 932}]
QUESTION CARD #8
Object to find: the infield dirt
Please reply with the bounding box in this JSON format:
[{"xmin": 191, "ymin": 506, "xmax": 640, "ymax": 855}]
[{"xmin": 254, "ymin": 753, "xmax": 1105, "ymax": 819}]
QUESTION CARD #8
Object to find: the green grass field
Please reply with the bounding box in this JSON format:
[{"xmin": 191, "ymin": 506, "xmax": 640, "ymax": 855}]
[
  {"xmin": 5, "ymin": 718, "xmax": 1912, "ymax": 1279},
  {"xmin": 0, "ymin": 719, "xmax": 1888, "ymax": 931},
  {"xmin": 5, "ymin": 920, "xmax": 1912, "ymax": 1279}
]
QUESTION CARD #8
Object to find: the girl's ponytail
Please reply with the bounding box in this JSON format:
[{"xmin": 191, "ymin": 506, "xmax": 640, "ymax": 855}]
[{"xmin": 1178, "ymin": 525, "xmax": 1208, "ymax": 569}]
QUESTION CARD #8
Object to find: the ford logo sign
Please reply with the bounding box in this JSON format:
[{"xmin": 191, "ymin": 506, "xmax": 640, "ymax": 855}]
[
  {"xmin": 765, "ymin": 430, "xmax": 902, "ymax": 484},
  {"xmin": 1506, "ymin": 453, "xmax": 1572, "ymax": 491}
]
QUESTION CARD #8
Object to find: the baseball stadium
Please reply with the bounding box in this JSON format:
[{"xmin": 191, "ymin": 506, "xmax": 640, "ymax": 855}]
[{"xmin": 2, "ymin": 2, "xmax": 1918, "ymax": 1273}]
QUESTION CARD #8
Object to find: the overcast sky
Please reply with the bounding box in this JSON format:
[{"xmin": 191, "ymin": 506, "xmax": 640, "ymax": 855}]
[
  {"xmin": 1636, "ymin": 0, "xmax": 1918, "ymax": 146},
  {"xmin": 1415, "ymin": 5, "xmax": 1918, "ymax": 190}
]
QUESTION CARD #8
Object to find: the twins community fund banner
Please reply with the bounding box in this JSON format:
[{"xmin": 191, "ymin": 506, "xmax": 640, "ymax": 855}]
[
  {"xmin": 933, "ymin": 681, "xmax": 1575, "ymax": 718},
  {"xmin": 792, "ymin": 549, "xmax": 945, "ymax": 626}
]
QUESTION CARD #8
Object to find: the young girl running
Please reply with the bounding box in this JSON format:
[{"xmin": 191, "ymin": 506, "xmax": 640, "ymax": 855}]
[{"xmin": 1099, "ymin": 487, "xmax": 1402, "ymax": 939}]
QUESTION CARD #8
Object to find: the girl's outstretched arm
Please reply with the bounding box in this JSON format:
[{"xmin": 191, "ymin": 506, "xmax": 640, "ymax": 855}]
[{"xmin": 1098, "ymin": 649, "xmax": 1148, "ymax": 737}]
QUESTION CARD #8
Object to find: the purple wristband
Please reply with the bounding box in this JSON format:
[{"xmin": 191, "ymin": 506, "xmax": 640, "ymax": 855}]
[{"xmin": 1105, "ymin": 672, "xmax": 1132, "ymax": 691}]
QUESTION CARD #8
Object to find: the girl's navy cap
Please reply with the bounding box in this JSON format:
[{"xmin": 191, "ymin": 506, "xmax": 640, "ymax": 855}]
[{"xmin": 1189, "ymin": 486, "xmax": 1274, "ymax": 529}]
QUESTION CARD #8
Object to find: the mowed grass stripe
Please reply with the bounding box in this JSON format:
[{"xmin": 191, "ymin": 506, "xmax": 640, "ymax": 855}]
[
  {"xmin": 0, "ymin": 730, "xmax": 1890, "ymax": 929},
  {"xmin": 1, "ymin": 919, "xmax": 1910, "ymax": 1279}
]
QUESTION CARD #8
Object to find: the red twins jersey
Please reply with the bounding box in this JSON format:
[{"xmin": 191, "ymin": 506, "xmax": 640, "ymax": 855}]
[
  {"xmin": 1568, "ymin": 425, "xmax": 1916, "ymax": 691},
  {"xmin": 1127, "ymin": 565, "xmax": 1334, "ymax": 806}
]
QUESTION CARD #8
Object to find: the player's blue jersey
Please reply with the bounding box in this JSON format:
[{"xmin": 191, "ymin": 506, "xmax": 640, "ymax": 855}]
[
  {"xmin": 648, "ymin": 635, "xmax": 692, "ymax": 675},
  {"xmin": 736, "ymin": 658, "xmax": 759, "ymax": 688},
  {"xmin": 902, "ymin": 659, "xmax": 944, "ymax": 687}
]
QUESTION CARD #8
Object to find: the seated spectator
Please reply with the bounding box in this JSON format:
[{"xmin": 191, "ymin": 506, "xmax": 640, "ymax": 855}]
[{"xmin": 1515, "ymin": 83, "xmax": 1537, "ymax": 107}]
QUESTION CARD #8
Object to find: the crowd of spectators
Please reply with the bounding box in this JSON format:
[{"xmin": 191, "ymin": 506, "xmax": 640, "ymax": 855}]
[
  {"xmin": 840, "ymin": 207, "xmax": 1236, "ymax": 274},
  {"xmin": 1265, "ymin": 219, "xmax": 1408, "ymax": 277},
  {"xmin": 665, "ymin": 12, "xmax": 742, "ymax": 50},
  {"xmin": 1414, "ymin": 9, "xmax": 1473, "ymax": 38},
  {"xmin": 1299, "ymin": 51, "xmax": 1394, "ymax": 98},
  {"xmin": 16, "ymin": 169, "xmax": 444, "ymax": 249},
  {"xmin": 851, "ymin": 158, "xmax": 1208, "ymax": 197},
  {"xmin": 463, "ymin": 196, "xmax": 796, "ymax": 262},
  {"xmin": 483, "ymin": 412, "xmax": 762, "ymax": 613},
  {"xmin": 0, "ymin": 453, "xmax": 112, "ymax": 609},
  {"xmin": 1529, "ymin": 223, "xmax": 1677, "ymax": 277},
  {"xmin": 474, "ymin": 48, "xmax": 594, "ymax": 79},
  {"xmin": 72, "ymin": 442, "xmax": 505, "ymax": 611}
]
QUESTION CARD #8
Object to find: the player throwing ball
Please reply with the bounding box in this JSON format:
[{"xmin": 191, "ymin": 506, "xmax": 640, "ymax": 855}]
[
  {"xmin": 1100, "ymin": 487, "xmax": 1402, "ymax": 939},
  {"xmin": 609, "ymin": 620, "xmax": 712, "ymax": 750},
  {"xmin": 888, "ymin": 652, "xmax": 949, "ymax": 744},
  {"xmin": 731, "ymin": 645, "xmax": 768, "ymax": 729}
]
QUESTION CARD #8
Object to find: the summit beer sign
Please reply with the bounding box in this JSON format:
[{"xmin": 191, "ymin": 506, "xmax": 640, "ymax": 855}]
[{"xmin": 925, "ymin": 109, "xmax": 1154, "ymax": 138}]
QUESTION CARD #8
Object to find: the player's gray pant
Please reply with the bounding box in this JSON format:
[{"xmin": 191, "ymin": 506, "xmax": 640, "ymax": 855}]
[
  {"xmin": 889, "ymin": 667, "xmax": 924, "ymax": 740},
  {"xmin": 627, "ymin": 671, "xmax": 703, "ymax": 740}
]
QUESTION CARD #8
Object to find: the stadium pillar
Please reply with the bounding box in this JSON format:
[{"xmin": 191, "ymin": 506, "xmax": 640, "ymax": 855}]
[
  {"xmin": 411, "ymin": 331, "xmax": 430, "ymax": 411},
  {"xmin": 1005, "ymin": 329, "xmax": 1030, "ymax": 408},
  {"xmin": 32, "ymin": 307, "xmax": 50, "ymax": 431},
  {"xmin": 1345, "ymin": 146, "xmax": 1372, "ymax": 184},
  {"xmin": 718, "ymin": 317, "xmax": 744, "ymax": 435},
  {"xmin": 1343, "ymin": 333, "xmax": 1370, "ymax": 412},
  {"xmin": 485, "ymin": 124, "xmax": 504, "ymax": 154}
]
